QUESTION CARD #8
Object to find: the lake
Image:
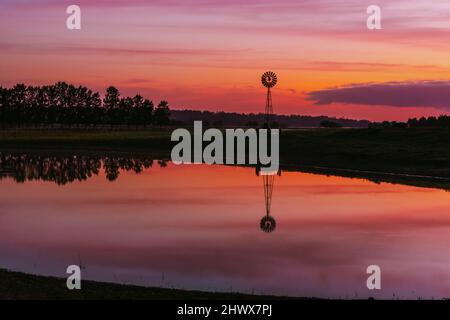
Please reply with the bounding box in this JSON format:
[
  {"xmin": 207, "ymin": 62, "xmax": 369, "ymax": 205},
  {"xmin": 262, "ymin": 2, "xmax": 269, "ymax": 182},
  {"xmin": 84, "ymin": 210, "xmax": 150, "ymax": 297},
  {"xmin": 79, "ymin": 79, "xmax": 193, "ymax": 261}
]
[{"xmin": 0, "ymin": 153, "xmax": 449, "ymax": 299}]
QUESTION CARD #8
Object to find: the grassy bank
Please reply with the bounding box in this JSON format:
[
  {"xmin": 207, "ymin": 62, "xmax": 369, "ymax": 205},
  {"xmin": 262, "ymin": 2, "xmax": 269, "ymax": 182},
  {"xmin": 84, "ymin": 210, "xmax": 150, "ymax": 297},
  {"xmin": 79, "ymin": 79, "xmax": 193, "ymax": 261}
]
[
  {"xmin": 0, "ymin": 268, "xmax": 293, "ymax": 300},
  {"xmin": 280, "ymin": 127, "xmax": 450, "ymax": 178},
  {"xmin": 0, "ymin": 128, "xmax": 172, "ymax": 150}
]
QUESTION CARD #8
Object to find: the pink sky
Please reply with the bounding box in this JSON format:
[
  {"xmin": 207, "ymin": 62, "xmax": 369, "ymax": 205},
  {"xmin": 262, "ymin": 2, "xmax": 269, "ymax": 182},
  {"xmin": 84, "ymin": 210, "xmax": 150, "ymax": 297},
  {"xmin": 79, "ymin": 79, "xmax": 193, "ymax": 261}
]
[{"xmin": 1, "ymin": 0, "xmax": 450, "ymax": 120}]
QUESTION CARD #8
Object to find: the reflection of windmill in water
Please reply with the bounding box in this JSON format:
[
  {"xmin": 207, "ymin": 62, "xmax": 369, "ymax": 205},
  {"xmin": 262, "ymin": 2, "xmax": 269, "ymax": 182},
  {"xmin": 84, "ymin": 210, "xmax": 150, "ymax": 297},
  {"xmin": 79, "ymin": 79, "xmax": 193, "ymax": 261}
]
[
  {"xmin": 258, "ymin": 71, "xmax": 280, "ymax": 233},
  {"xmin": 257, "ymin": 167, "xmax": 281, "ymax": 232}
]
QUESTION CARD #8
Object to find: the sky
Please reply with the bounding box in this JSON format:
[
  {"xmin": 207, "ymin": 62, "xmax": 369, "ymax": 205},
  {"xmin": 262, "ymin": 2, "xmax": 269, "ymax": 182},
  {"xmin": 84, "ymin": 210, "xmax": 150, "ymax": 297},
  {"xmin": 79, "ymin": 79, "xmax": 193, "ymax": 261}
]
[{"xmin": 1, "ymin": 0, "xmax": 450, "ymax": 121}]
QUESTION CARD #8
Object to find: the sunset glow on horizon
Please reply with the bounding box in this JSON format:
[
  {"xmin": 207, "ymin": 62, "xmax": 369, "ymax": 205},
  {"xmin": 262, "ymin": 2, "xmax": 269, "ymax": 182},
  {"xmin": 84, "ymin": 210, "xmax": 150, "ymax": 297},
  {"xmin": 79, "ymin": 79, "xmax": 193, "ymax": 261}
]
[{"xmin": 2, "ymin": 0, "xmax": 450, "ymax": 121}]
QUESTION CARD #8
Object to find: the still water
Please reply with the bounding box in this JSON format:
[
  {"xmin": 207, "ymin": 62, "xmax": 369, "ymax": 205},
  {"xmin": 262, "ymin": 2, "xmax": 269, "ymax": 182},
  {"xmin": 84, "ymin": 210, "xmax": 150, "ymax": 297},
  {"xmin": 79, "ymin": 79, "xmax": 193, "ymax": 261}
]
[{"xmin": 0, "ymin": 154, "xmax": 450, "ymax": 299}]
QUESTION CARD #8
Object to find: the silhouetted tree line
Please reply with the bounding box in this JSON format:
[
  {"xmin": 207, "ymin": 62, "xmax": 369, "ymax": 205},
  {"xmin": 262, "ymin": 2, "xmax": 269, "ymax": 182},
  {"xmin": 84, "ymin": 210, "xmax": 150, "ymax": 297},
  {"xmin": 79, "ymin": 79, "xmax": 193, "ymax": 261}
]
[
  {"xmin": 0, "ymin": 153, "xmax": 168, "ymax": 185},
  {"xmin": 368, "ymin": 121, "xmax": 407, "ymax": 129},
  {"xmin": 407, "ymin": 115, "xmax": 450, "ymax": 128},
  {"xmin": 170, "ymin": 110, "xmax": 370, "ymax": 128},
  {"xmin": 0, "ymin": 82, "xmax": 170, "ymax": 127},
  {"xmin": 369, "ymin": 115, "xmax": 450, "ymax": 129}
]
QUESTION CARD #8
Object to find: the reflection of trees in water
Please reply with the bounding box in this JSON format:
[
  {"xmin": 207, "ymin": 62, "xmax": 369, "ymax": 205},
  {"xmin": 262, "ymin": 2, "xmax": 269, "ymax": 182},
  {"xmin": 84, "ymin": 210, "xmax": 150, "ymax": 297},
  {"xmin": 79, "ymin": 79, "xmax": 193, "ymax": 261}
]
[{"xmin": 0, "ymin": 153, "xmax": 167, "ymax": 185}]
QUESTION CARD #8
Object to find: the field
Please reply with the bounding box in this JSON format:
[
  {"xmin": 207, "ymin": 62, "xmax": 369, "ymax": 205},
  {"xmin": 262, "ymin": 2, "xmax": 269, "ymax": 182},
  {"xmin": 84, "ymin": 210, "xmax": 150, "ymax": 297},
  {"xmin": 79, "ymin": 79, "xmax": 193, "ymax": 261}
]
[{"xmin": 1, "ymin": 127, "xmax": 449, "ymax": 179}]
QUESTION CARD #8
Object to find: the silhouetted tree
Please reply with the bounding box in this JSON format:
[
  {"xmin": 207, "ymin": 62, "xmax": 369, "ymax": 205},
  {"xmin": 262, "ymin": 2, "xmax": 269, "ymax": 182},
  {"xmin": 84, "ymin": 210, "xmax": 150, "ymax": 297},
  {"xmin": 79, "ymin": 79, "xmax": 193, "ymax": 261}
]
[
  {"xmin": 103, "ymin": 86, "xmax": 121, "ymax": 126},
  {"xmin": 9, "ymin": 84, "xmax": 27, "ymax": 126},
  {"xmin": 103, "ymin": 86, "xmax": 120, "ymax": 109},
  {"xmin": 154, "ymin": 100, "xmax": 171, "ymax": 126},
  {"xmin": 407, "ymin": 115, "xmax": 450, "ymax": 128},
  {"xmin": 141, "ymin": 98, "xmax": 154, "ymax": 127},
  {"xmin": 0, "ymin": 86, "xmax": 7, "ymax": 127}
]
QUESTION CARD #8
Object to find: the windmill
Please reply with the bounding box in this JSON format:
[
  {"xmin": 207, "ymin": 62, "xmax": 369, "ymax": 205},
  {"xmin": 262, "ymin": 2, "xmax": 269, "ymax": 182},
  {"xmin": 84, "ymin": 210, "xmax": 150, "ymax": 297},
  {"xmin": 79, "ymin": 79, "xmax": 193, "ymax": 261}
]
[
  {"xmin": 261, "ymin": 71, "xmax": 277, "ymax": 128},
  {"xmin": 259, "ymin": 71, "xmax": 279, "ymax": 232}
]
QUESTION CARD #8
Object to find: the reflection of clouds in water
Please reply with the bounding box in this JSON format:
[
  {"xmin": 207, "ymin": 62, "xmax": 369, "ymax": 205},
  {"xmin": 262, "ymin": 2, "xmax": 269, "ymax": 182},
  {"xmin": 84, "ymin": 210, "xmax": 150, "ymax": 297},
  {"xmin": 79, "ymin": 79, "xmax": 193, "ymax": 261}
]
[
  {"xmin": 79, "ymin": 196, "xmax": 234, "ymax": 206},
  {"xmin": 0, "ymin": 196, "xmax": 237, "ymax": 207},
  {"xmin": 282, "ymin": 184, "xmax": 434, "ymax": 195}
]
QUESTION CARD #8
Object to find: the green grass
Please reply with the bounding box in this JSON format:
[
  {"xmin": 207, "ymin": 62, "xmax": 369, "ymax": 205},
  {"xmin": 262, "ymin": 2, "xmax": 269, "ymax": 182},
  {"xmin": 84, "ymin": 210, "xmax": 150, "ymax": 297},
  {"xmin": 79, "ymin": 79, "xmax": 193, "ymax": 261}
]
[{"xmin": 0, "ymin": 268, "xmax": 295, "ymax": 300}]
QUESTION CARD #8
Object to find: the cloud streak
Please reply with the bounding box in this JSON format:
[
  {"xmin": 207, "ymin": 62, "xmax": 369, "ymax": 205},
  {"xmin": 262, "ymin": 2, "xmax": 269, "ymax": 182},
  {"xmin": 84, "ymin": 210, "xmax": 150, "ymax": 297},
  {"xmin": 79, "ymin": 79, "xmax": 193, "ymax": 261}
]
[{"xmin": 307, "ymin": 81, "xmax": 450, "ymax": 109}]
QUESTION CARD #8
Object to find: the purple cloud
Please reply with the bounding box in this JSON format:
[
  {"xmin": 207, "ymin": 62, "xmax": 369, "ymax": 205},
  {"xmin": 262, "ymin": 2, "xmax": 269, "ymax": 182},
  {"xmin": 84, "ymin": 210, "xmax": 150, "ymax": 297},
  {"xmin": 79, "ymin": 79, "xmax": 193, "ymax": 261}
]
[{"xmin": 307, "ymin": 81, "xmax": 450, "ymax": 109}]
